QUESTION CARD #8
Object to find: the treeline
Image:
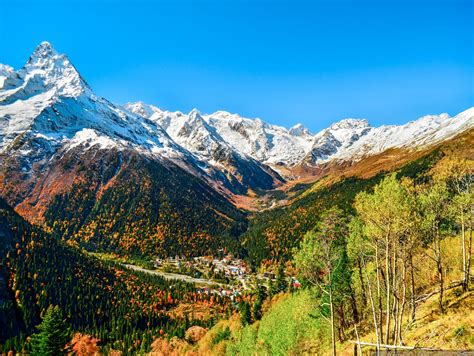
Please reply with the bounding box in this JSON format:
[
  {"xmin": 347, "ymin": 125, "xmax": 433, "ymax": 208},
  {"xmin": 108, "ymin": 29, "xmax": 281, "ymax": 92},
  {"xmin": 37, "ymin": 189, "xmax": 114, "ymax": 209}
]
[
  {"xmin": 293, "ymin": 156, "xmax": 472, "ymax": 353},
  {"xmin": 0, "ymin": 198, "xmax": 233, "ymax": 354}
]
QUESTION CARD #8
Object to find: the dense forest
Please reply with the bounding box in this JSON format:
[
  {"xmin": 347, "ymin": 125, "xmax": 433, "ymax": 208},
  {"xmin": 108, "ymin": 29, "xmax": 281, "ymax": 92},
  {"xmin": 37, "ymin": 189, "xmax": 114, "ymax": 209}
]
[
  {"xmin": 0, "ymin": 198, "xmax": 234, "ymax": 354},
  {"xmin": 242, "ymin": 149, "xmax": 442, "ymax": 265}
]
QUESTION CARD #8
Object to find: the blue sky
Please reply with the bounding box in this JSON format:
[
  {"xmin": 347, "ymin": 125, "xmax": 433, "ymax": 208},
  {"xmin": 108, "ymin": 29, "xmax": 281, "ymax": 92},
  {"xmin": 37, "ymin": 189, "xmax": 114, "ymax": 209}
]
[{"xmin": 1, "ymin": 0, "xmax": 472, "ymax": 131}]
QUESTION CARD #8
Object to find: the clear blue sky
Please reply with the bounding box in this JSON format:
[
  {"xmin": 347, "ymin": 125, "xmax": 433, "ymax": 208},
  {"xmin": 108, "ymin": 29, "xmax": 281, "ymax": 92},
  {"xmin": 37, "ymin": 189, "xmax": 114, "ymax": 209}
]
[{"xmin": 1, "ymin": 0, "xmax": 473, "ymax": 131}]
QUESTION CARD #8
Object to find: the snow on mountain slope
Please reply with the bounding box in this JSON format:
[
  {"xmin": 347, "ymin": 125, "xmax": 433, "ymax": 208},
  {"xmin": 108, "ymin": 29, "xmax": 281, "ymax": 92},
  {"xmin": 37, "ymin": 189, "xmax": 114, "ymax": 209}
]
[
  {"xmin": 126, "ymin": 97, "xmax": 473, "ymax": 173},
  {"xmin": 204, "ymin": 111, "xmax": 315, "ymax": 167},
  {"xmin": 1, "ymin": 41, "xmax": 472, "ymax": 190},
  {"xmin": 306, "ymin": 119, "xmax": 371, "ymax": 162},
  {"xmin": 123, "ymin": 103, "xmax": 316, "ymax": 167},
  {"xmin": 146, "ymin": 108, "xmax": 284, "ymax": 192},
  {"xmin": 330, "ymin": 108, "xmax": 474, "ymax": 162},
  {"xmin": 205, "ymin": 110, "xmax": 473, "ymax": 166},
  {"xmin": 0, "ymin": 42, "xmax": 190, "ymax": 165},
  {"xmin": 1, "ymin": 41, "xmax": 90, "ymax": 102},
  {"xmin": 0, "ymin": 42, "xmax": 283, "ymax": 197},
  {"xmin": 149, "ymin": 108, "xmax": 231, "ymax": 162},
  {"xmin": 0, "ymin": 64, "xmax": 13, "ymax": 88}
]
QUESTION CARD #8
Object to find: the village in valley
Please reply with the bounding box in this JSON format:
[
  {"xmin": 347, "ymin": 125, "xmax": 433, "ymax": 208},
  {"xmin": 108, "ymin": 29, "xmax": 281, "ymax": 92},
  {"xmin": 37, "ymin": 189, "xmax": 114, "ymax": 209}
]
[{"xmin": 152, "ymin": 250, "xmax": 300, "ymax": 298}]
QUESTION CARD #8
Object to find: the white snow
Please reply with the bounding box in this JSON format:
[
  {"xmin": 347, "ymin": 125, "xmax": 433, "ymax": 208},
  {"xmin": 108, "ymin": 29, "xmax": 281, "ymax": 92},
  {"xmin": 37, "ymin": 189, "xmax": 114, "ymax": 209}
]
[
  {"xmin": 0, "ymin": 64, "xmax": 13, "ymax": 88},
  {"xmin": 148, "ymin": 105, "xmax": 473, "ymax": 170},
  {"xmin": 68, "ymin": 128, "xmax": 120, "ymax": 150},
  {"xmin": 124, "ymin": 101, "xmax": 162, "ymax": 118},
  {"xmin": 329, "ymin": 109, "xmax": 474, "ymax": 162}
]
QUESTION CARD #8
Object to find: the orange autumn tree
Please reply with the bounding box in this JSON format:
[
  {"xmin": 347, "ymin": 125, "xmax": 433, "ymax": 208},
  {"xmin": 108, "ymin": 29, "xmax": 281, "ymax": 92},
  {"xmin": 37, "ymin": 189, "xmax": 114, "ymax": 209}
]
[{"xmin": 70, "ymin": 333, "xmax": 101, "ymax": 356}]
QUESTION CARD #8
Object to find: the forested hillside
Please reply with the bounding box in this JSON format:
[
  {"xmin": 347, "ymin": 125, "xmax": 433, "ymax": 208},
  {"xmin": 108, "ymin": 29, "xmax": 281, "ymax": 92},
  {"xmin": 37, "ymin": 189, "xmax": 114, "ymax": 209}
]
[
  {"xmin": 0, "ymin": 198, "xmax": 233, "ymax": 354},
  {"xmin": 29, "ymin": 149, "xmax": 248, "ymax": 258},
  {"xmin": 1, "ymin": 128, "xmax": 471, "ymax": 356}
]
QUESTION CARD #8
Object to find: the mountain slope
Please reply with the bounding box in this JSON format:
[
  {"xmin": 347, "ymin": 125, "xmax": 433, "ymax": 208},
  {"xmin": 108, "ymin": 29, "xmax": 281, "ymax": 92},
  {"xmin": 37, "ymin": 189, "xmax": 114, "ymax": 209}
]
[
  {"xmin": 125, "ymin": 104, "xmax": 286, "ymax": 195},
  {"xmin": 0, "ymin": 41, "xmax": 473, "ymax": 261}
]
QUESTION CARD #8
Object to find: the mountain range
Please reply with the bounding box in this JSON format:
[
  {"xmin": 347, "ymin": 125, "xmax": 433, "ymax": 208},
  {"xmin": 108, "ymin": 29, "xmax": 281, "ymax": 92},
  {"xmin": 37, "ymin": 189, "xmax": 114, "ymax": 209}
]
[{"xmin": 0, "ymin": 42, "xmax": 473, "ymax": 257}]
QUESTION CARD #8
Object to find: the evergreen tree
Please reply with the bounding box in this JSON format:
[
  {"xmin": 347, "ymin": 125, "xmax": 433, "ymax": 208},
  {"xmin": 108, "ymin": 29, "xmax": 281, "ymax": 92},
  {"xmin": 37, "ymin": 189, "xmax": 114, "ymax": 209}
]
[
  {"xmin": 252, "ymin": 298, "xmax": 263, "ymax": 321},
  {"xmin": 268, "ymin": 279, "xmax": 278, "ymax": 297},
  {"xmin": 240, "ymin": 301, "xmax": 252, "ymax": 325},
  {"xmin": 30, "ymin": 305, "xmax": 70, "ymax": 355},
  {"xmin": 275, "ymin": 263, "xmax": 288, "ymax": 292}
]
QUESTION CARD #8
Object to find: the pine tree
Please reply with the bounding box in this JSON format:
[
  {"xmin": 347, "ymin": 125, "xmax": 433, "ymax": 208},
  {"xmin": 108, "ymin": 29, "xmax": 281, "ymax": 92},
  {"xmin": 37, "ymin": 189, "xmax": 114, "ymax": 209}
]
[
  {"xmin": 253, "ymin": 282, "xmax": 267, "ymax": 321},
  {"xmin": 268, "ymin": 279, "xmax": 277, "ymax": 297},
  {"xmin": 275, "ymin": 263, "xmax": 288, "ymax": 292},
  {"xmin": 240, "ymin": 301, "xmax": 252, "ymax": 325},
  {"xmin": 30, "ymin": 305, "xmax": 70, "ymax": 355}
]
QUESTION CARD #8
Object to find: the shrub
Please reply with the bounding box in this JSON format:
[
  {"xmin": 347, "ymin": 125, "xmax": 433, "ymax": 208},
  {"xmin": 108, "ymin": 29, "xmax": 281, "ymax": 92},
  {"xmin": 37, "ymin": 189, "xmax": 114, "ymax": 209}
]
[{"xmin": 212, "ymin": 326, "xmax": 231, "ymax": 345}]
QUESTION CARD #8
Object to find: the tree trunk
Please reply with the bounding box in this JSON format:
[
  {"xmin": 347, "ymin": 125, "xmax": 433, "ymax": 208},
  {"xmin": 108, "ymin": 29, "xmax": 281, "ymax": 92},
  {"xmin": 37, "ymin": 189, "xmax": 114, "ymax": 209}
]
[
  {"xmin": 436, "ymin": 236, "xmax": 444, "ymax": 314},
  {"xmin": 338, "ymin": 305, "xmax": 346, "ymax": 342},
  {"xmin": 375, "ymin": 244, "xmax": 384, "ymax": 342},
  {"xmin": 363, "ymin": 256, "xmax": 380, "ymax": 353},
  {"xmin": 329, "ymin": 287, "xmax": 336, "ymax": 356},
  {"xmin": 392, "ymin": 297, "xmax": 398, "ymax": 345},
  {"xmin": 467, "ymin": 211, "xmax": 473, "ymax": 291},
  {"xmin": 438, "ymin": 259, "xmax": 444, "ymax": 314},
  {"xmin": 350, "ymin": 287, "xmax": 360, "ymax": 324},
  {"xmin": 409, "ymin": 252, "xmax": 416, "ymax": 322},
  {"xmin": 385, "ymin": 234, "xmax": 391, "ymax": 344},
  {"xmin": 357, "ymin": 257, "xmax": 367, "ymax": 314},
  {"xmin": 391, "ymin": 247, "xmax": 398, "ymax": 344},
  {"xmin": 398, "ymin": 257, "xmax": 407, "ymax": 345},
  {"xmin": 461, "ymin": 213, "xmax": 467, "ymax": 292}
]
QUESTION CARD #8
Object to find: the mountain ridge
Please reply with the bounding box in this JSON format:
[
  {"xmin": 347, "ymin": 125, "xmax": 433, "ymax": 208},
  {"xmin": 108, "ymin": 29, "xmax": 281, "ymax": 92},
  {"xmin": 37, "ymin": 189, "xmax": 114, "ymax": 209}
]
[
  {"xmin": 125, "ymin": 98, "xmax": 473, "ymax": 173},
  {"xmin": 1, "ymin": 42, "xmax": 473, "ymax": 183}
]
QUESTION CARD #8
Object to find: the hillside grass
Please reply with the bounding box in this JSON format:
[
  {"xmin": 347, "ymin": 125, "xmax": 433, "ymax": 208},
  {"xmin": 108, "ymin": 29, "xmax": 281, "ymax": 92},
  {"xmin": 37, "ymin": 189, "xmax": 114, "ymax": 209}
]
[{"xmin": 194, "ymin": 290, "xmax": 330, "ymax": 355}]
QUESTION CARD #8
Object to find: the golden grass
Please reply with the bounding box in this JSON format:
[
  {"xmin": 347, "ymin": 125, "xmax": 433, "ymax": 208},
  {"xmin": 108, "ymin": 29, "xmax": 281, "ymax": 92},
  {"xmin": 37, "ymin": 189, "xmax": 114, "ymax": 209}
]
[{"xmin": 403, "ymin": 290, "xmax": 474, "ymax": 350}]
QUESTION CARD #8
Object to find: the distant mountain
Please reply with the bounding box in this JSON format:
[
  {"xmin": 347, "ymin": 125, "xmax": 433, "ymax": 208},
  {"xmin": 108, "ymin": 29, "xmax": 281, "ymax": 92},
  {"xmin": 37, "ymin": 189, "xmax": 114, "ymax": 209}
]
[
  {"xmin": 0, "ymin": 42, "xmax": 282, "ymax": 199},
  {"xmin": 127, "ymin": 103, "xmax": 473, "ymax": 172}
]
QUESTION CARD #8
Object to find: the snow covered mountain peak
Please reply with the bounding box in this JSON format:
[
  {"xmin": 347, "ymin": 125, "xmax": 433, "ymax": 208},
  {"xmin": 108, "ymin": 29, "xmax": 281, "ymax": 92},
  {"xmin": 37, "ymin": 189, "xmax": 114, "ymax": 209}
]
[
  {"xmin": 2, "ymin": 41, "xmax": 89, "ymax": 100},
  {"xmin": 27, "ymin": 41, "xmax": 58, "ymax": 64},
  {"xmin": 328, "ymin": 118, "xmax": 370, "ymax": 131},
  {"xmin": 1, "ymin": 42, "xmax": 472, "ymax": 186},
  {"xmin": 0, "ymin": 42, "xmax": 193, "ymax": 166},
  {"xmin": 124, "ymin": 101, "xmax": 162, "ymax": 119},
  {"xmin": 140, "ymin": 102, "xmax": 472, "ymax": 170},
  {"xmin": 0, "ymin": 64, "xmax": 13, "ymax": 88},
  {"xmin": 188, "ymin": 108, "xmax": 203, "ymax": 120},
  {"xmin": 289, "ymin": 123, "xmax": 310, "ymax": 137}
]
